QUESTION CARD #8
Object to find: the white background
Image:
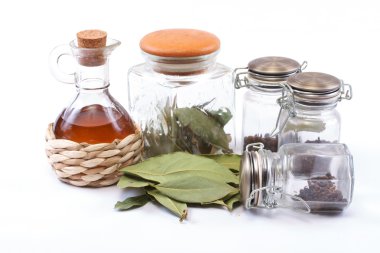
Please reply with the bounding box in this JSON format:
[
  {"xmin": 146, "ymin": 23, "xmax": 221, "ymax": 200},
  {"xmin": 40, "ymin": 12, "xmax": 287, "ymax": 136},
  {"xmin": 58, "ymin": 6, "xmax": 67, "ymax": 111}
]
[{"xmin": 0, "ymin": 0, "xmax": 379, "ymax": 252}]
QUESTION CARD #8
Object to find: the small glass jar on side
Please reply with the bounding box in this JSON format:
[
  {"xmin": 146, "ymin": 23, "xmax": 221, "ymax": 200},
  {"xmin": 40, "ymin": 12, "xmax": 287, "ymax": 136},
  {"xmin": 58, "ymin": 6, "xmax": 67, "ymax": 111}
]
[
  {"xmin": 240, "ymin": 143, "xmax": 354, "ymax": 213},
  {"xmin": 234, "ymin": 57, "xmax": 307, "ymax": 153},
  {"xmin": 128, "ymin": 29, "xmax": 235, "ymax": 158},
  {"xmin": 276, "ymin": 72, "xmax": 352, "ymax": 147}
]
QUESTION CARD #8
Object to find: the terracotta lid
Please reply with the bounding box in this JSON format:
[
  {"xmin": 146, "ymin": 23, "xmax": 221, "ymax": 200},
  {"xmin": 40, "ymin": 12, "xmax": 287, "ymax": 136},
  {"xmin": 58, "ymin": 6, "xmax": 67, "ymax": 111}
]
[{"xmin": 140, "ymin": 29, "xmax": 220, "ymax": 57}]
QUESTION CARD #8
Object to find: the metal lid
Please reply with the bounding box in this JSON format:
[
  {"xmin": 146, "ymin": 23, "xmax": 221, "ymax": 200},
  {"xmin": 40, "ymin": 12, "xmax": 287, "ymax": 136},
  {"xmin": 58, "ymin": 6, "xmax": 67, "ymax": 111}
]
[
  {"xmin": 287, "ymin": 72, "xmax": 341, "ymax": 93},
  {"xmin": 239, "ymin": 151, "xmax": 253, "ymax": 206},
  {"xmin": 247, "ymin": 56, "xmax": 303, "ymax": 83},
  {"xmin": 240, "ymin": 145, "xmax": 264, "ymax": 209},
  {"xmin": 248, "ymin": 56, "xmax": 301, "ymax": 75},
  {"xmin": 287, "ymin": 72, "xmax": 343, "ymax": 105}
]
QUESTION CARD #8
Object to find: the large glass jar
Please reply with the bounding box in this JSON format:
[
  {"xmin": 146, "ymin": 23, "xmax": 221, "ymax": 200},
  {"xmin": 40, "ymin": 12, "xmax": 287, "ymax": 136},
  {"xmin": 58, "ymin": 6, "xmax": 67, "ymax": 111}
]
[
  {"xmin": 128, "ymin": 29, "xmax": 234, "ymax": 158},
  {"xmin": 240, "ymin": 143, "xmax": 354, "ymax": 213},
  {"xmin": 234, "ymin": 57, "xmax": 306, "ymax": 153},
  {"xmin": 277, "ymin": 72, "xmax": 352, "ymax": 147}
]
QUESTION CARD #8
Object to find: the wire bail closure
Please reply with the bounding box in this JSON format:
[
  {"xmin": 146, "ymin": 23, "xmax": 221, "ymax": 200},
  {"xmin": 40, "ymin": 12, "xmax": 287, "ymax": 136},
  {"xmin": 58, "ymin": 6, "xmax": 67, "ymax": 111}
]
[
  {"xmin": 245, "ymin": 142, "xmax": 264, "ymax": 152},
  {"xmin": 340, "ymin": 82, "xmax": 353, "ymax": 101},
  {"xmin": 270, "ymin": 83, "xmax": 297, "ymax": 137},
  {"xmin": 246, "ymin": 185, "xmax": 311, "ymax": 213},
  {"xmin": 233, "ymin": 67, "xmax": 250, "ymax": 89}
]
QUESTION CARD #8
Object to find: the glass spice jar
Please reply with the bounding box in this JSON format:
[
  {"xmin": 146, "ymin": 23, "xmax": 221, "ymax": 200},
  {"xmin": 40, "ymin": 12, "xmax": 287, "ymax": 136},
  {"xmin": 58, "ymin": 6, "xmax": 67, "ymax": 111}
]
[
  {"xmin": 128, "ymin": 29, "xmax": 235, "ymax": 158},
  {"xmin": 234, "ymin": 57, "xmax": 307, "ymax": 153},
  {"xmin": 276, "ymin": 72, "xmax": 352, "ymax": 147},
  {"xmin": 240, "ymin": 143, "xmax": 354, "ymax": 213}
]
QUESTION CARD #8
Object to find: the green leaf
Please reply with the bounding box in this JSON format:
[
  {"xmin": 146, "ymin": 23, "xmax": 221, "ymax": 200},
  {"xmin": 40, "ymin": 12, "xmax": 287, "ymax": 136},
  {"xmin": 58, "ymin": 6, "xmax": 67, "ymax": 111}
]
[
  {"xmin": 225, "ymin": 194, "xmax": 241, "ymax": 211},
  {"xmin": 201, "ymin": 154, "xmax": 241, "ymax": 172},
  {"xmin": 205, "ymin": 107, "xmax": 232, "ymax": 127},
  {"xmin": 154, "ymin": 175, "xmax": 239, "ymax": 203},
  {"xmin": 121, "ymin": 152, "xmax": 238, "ymax": 184},
  {"xmin": 201, "ymin": 199, "xmax": 228, "ymax": 208},
  {"xmin": 174, "ymin": 108, "xmax": 230, "ymax": 150},
  {"xmin": 117, "ymin": 175, "xmax": 153, "ymax": 188},
  {"xmin": 115, "ymin": 195, "xmax": 150, "ymax": 210},
  {"xmin": 148, "ymin": 190, "xmax": 187, "ymax": 221}
]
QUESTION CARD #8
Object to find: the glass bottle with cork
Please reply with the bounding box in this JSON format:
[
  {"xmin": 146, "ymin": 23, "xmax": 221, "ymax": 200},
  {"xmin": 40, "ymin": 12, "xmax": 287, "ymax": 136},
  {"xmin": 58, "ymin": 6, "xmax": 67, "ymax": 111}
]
[
  {"xmin": 50, "ymin": 30, "xmax": 136, "ymax": 143},
  {"xmin": 128, "ymin": 29, "xmax": 235, "ymax": 158}
]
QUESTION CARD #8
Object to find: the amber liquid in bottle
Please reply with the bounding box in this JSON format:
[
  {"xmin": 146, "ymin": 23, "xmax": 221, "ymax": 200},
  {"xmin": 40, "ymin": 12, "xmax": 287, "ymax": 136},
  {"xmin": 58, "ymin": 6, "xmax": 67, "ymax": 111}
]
[{"xmin": 54, "ymin": 104, "xmax": 135, "ymax": 144}]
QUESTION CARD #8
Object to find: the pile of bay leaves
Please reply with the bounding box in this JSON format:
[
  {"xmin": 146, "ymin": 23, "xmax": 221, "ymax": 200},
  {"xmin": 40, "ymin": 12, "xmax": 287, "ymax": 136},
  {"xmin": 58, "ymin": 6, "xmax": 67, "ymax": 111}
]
[
  {"xmin": 115, "ymin": 152, "xmax": 241, "ymax": 221},
  {"xmin": 143, "ymin": 98, "xmax": 233, "ymax": 157}
]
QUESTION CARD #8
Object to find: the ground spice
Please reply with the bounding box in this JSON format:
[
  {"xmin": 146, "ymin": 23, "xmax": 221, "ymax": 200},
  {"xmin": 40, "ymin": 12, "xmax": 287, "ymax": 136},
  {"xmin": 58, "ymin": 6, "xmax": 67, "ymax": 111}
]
[{"xmin": 244, "ymin": 134, "xmax": 278, "ymax": 152}]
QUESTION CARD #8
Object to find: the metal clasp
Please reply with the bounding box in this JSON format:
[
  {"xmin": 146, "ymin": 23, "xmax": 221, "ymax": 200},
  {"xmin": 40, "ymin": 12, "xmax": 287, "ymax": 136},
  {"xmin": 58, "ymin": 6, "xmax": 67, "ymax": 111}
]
[
  {"xmin": 298, "ymin": 61, "xmax": 308, "ymax": 72},
  {"xmin": 245, "ymin": 142, "xmax": 264, "ymax": 152},
  {"xmin": 246, "ymin": 186, "xmax": 311, "ymax": 213},
  {"xmin": 340, "ymin": 82, "xmax": 353, "ymax": 101},
  {"xmin": 270, "ymin": 83, "xmax": 297, "ymax": 137},
  {"xmin": 233, "ymin": 67, "xmax": 250, "ymax": 89}
]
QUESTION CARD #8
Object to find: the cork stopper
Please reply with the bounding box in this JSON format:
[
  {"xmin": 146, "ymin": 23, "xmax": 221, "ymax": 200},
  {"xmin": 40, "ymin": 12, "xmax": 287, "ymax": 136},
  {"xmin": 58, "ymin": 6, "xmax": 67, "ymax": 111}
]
[
  {"xmin": 140, "ymin": 29, "xmax": 220, "ymax": 57},
  {"xmin": 76, "ymin": 29, "xmax": 107, "ymax": 66},
  {"xmin": 77, "ymin": 30, "xmax": 107, "ymax": 48}
]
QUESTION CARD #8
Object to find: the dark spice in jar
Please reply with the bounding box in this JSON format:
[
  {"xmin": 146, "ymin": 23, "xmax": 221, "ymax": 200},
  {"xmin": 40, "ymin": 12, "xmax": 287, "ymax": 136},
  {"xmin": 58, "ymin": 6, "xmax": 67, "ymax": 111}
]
[
  {"xmin": 305, "ymin": 137, "xmax": 332, "ymax": 144},
  {"xmin": 244, "ymin": 134, "xmax": 278, "ymax": 152},
  {"xmin": 297, "ymin": 173, "xmax": 348, "ymax": 212}
]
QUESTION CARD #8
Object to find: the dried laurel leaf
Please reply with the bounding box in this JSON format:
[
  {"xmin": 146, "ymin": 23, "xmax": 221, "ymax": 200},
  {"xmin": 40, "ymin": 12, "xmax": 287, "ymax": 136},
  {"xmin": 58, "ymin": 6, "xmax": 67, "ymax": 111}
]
[
  {"xmin": 148, "ymin": 190, "xmax": 187, "ymax": 221},
  {"xmin": 115, "ymin": 195, "xmax": 150, "ymax": 210},
  {"xmin": 174, "ymin": 107, "xmax": 230, "ymax": 151}
]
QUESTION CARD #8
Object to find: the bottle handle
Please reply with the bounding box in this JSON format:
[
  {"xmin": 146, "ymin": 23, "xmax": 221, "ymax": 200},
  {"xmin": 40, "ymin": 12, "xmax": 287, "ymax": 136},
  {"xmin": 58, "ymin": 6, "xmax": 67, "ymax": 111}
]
[{"xmin": 49, "ymin": 44, "xmax": 75, "ymax": 84}]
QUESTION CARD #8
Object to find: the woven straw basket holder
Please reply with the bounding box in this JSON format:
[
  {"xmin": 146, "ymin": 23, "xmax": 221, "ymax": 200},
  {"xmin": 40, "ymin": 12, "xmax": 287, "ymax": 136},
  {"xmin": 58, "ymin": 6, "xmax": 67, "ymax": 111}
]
[{"xmin": 45, "ymin": 123, "xmax": 144, "ymax": 187}]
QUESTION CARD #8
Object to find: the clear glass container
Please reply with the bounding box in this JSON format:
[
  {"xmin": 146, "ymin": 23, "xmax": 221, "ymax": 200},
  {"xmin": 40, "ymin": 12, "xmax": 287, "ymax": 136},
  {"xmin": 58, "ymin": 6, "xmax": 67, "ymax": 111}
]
[
  {"xmin": 128, "ymin": 29, "xmax": 234, "ymax": 158},
  {"xmin": 234, "ymin": 57, "xmax": 307, "ymax": 153},
  {"xmin": 240, "ymin": 143, "xmax": 354, "ymax": 213},
  {"xmin": 50, "ymin": 37, "xmax": 135, "ymax": 144},
  {"xmin": 277, "ymin": 72, "xmax": 352, "ymax": 147}
]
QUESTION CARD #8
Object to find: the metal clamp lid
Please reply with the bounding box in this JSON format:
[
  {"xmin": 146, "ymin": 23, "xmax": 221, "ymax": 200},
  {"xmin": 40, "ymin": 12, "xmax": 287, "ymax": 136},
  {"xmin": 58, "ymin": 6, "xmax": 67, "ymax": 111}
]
[
  {"xmin": 233, "ymin": 57, "xmax": 307, "ymax": 89},
  {"xmin": 241, "ymin": 143, "xmax": 311, "ymax": 213},
  {"xmin": 286, "ymin": 72, "xmax": 353, "ymax": 103}
]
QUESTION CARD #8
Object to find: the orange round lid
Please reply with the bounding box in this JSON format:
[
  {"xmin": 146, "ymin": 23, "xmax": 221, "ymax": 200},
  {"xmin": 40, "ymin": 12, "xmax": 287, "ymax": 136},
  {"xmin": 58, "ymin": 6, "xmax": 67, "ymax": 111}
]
[{"xmin": 140, "ymin": 29, "xmax": 220, "ymax": 57}]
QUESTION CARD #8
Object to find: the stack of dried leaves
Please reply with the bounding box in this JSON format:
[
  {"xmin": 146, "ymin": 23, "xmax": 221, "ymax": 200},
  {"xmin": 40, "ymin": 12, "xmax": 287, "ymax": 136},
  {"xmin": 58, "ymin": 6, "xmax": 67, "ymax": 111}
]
[
  {"xmin": 115, "ymin": 152, "xmax": 241, "ymax": 221},
  {"xmin": 143, "ymin": 98, "xmax": 233, "ymax": 157}
]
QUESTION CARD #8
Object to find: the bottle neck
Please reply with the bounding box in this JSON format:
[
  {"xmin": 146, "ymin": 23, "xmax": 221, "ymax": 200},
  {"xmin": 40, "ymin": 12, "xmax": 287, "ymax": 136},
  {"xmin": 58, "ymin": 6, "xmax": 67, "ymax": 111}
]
[
  {"xmin": 75, "ymin": 60, "xmax": 110, "ymax": 90},
  {"xmin": 143, "ymin": 51, "xmax": 218, "ymax": 75}
]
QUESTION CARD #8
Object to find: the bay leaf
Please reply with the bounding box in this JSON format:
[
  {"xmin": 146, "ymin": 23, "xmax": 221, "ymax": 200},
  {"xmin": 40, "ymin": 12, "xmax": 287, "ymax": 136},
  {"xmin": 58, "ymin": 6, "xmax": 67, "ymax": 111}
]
[
  {"xmin": 201, "ymin": 199, "xmax": 228, "ymax": 208},
  {"xmin": 201, "ymin": 154, "xmax": 241, "ymax": 172},
  {"xmin": 115, "ymin": 195, "xmax": 150, "ymax": 210},
  {"xmin": 225, "ymin": 194, "xmax": 241, "ymax": 211},
  {"xmin": 148, "ymin": 190, "xmax": 187, "ymax": 221},
  {"xmin": 205, "ymin": 107, "xmax": 232, "ymax": 127},
  {"xmin": 174, "ymin": 108, "xmax": 230, "ymax": 150},
  {"xmin": 154, "ymin": 175, "xmax": 238, "ymax": 203},
  {"xmin": 121, "ymin": 152, "xmax": 238, "ymax": 184},
  {"xmin": 117, "ymin": 175, "xmax": 153, "ymax": 189}
]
